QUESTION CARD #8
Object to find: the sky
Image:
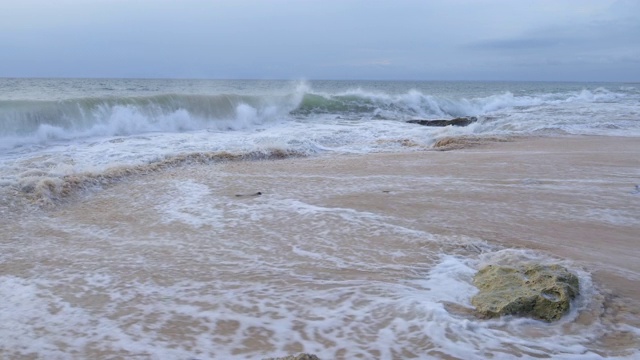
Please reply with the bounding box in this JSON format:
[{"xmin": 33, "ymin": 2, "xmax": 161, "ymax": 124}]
[{"xmin": 1, "ymin": 0, "xmax": 639, "ymax": 81}]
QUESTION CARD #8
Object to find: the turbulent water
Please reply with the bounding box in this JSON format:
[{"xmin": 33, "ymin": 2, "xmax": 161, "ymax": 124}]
[
  {"xmin": 2, "ymin": 79, "xmax": 639, "ymax": 205},
  {"xmin": 1, "ymin": 78, "xmax": 640, "ymax": 359}
]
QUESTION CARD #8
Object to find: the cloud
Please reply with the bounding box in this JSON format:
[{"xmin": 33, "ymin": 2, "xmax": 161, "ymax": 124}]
[
  {"xmin": 457, "ymin": 0, "xmax": 639, "ymax": 81},
  {"xmin": 468, "ymin": 0, "xmax": 639, "ymax": 52},
  {"xmin": 351, "ymin": 59, "xmax": 393, "ymax": 67},
  {"xmin": 0, "ymin": 0, "xmax": 638, "ymax": 80},
  {"xmin": 469, "ymin": 38, "xmax": 564, "ymax": 50}
]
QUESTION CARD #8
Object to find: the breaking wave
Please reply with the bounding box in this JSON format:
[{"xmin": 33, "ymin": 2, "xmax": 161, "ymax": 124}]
[
  {"xmin": 292, "ymin": 86, "xmax": 627, "ymax": 119},
  {"xmin": 0, "ymin": 85, "xmax": 631, "ymax": 149},
  {"xmin": 0, "ymin": 93, "xmax": 301, "ymax": 149}
]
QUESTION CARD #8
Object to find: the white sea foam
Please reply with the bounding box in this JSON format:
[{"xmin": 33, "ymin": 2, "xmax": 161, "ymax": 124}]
[
  {"xmin": 2, "ymin": 81, "xmax": 639, "ymax": 197},
  {"xmin": 2, "ymin": 244, "xmax": 633, "ymax": 359},
  {"xmin": 2, "ymin": 186, "xmax": 639, "ymax": 359},
  {"xmin": 155, "ymin": 179, "xmax": 224, "ymax": 228}
]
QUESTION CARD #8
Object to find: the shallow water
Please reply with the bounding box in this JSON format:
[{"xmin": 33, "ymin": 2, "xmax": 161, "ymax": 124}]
[
  {"xmin": 2, "ymin": 136, "xmax": 639, "ymax": 359},
  {"xmin": 2, "ymin": 79, "xmax": 639, "ymax": 212}
]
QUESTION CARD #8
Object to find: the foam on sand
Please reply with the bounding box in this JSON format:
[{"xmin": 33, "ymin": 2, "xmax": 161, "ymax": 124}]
[{"xmin": 1, "ymin": 135, "xmax": 639, "ymax": 358}]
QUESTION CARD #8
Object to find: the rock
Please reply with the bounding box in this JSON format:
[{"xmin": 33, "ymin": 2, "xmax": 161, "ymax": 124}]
[
  {"xmin": 235, "ymin": 192, "xmax": 262, "ymax": 197},
  {"xmin": 407, "ymin": 116, "xmax": 477, "ymax": 127},
  {"xmin": 471, "ymin": 264, "xmax": 580, "ymax": 322},
  {"xmin": 264, "ymin": 354, "xmax": 320, "ymax": 360}
]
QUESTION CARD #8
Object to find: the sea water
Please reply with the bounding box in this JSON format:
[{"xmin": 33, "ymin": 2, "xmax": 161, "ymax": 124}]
[
  {"xmin": 1, "ymin": 79, "xmax": 639, "ymax": 202},
  {"xmin": 2, "ymin": 79, "xmax": 638, "ymax": 207},
  {"xmin": 1, "ymin": 79, "xmax": 639, "ymax": 359}
]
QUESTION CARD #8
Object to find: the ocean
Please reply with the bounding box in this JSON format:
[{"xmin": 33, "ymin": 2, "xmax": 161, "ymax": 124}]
[{"xmin": 1, "ymin": 78, "xmax": 639, "ymax": 359}]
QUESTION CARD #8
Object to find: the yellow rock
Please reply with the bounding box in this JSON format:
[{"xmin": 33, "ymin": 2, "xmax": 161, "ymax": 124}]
[{"xmin": 471, "ymin": 264, "xmax": 580, "ymax": 322}]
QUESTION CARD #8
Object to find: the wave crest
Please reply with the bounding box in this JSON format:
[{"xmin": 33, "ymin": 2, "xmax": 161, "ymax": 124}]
[
  {"xmin": 0, "ymin": 93, "xmax": 300, "ymax": 149},
  {"xmin": 0, "ymin": 85, "xmax": 631, "ymax": 149}
]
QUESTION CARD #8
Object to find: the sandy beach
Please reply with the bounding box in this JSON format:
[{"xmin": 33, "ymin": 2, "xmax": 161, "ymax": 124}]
[
  {"xmin": 210, "ymin": 134, "xmax": 640, "ymax": 302},
  {"xmin": 2, "ymin": 135, "xmax": 639, "ymax": 358},
  {"xmin": 235, "ymin": 135, "xmax": 640, "ymax": 298}
]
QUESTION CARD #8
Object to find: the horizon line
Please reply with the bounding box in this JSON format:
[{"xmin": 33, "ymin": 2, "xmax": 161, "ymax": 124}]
[{"xmin": 0, "ymin": 76, "xmax": 635, "ymax": 83}]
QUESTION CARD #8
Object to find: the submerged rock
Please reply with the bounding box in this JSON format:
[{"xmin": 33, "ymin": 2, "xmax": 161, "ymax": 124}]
[
  {"xmin": 407, "ymin": 116, "xmax": 477, "ymax": 127},
  {"xmin": 471, "ymin": 264, "xmax": 580, "ymax": 322}
]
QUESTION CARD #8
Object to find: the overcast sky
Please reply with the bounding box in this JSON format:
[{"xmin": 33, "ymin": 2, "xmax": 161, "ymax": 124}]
[{"xmin": 1, "ymin": 0, "xmax": 639, "ymax": 81}]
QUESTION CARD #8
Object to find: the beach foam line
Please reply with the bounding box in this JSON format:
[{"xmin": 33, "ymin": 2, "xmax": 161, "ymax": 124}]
[
  {"xmin": 20, "ymin": 148, "xmax": 306, "ymax": 207},
  {"xmin": 431, "ymin": 135, "xmax": 513, "ymax": 150}
]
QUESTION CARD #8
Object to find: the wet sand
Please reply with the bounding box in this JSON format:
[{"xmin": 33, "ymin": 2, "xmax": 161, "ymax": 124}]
[
  {"xmin": 235, "ymin": 135, "xmax": 640, "ymax": 299},
  {"xmin": 2, "ymin": 135, "xmax": 640, "ymax": 358}
]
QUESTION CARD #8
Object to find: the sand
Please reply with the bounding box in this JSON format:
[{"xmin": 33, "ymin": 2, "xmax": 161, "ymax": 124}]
[
  {"xmin": 218, "ymin": 135, "xmax": 640, "ymax": 299},
  {"xmin": 3, "ymin": 134, "xmax": 639, "ymax": 358}
]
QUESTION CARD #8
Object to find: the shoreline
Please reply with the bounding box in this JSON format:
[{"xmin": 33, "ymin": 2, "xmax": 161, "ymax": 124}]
[
  {"xmin": 218, "ymin": 134, "xmax": 640, "ymax": 299},
  {"xmin": 2, "ymin": 134, "xmax": 639, "ymax": 357},
  {"xmin": 7, "ymin": 134, "xmax": 640, "ymax": 298}
]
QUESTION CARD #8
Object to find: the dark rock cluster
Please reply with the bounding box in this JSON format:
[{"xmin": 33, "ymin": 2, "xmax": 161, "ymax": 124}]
[{"xmin": 407, "ymin": 116, "xmax": 478, "ymax": 127}]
